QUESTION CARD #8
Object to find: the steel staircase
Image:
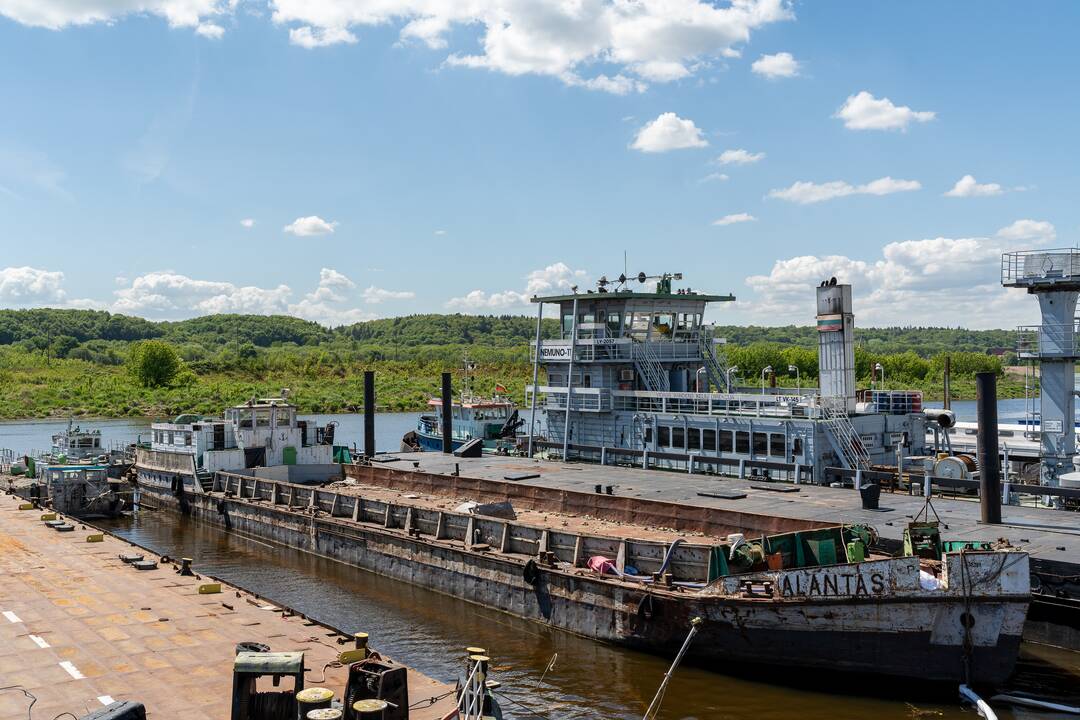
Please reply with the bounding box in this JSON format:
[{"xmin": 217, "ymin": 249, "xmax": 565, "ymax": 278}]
[
  {"xmin": 698, "ymin": 330, "xmax": 733, "ymax": 392},
  {"xmin": 195, "ymin": 468, "xmax": 214, "ymax": 493},
  {"xmin": 819, "ymin": 402, "xmax": 871, "ymax": 471},
  {"xmin": 633, "ymin": 343, "xmax": 670, "ymax": 392}
]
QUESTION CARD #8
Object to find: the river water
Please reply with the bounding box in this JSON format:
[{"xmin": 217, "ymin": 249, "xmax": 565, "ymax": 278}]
[{"xmin": 4, "ymin": 409, "xmax": 1080, "ymax": 718}]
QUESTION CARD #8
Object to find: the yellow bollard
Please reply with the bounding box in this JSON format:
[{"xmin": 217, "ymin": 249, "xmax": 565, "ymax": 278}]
[
  {"xmin": 18, "ymin": 503, "xmax": 33, "ymax": 510},
  {"xmin": 40, "ymin": 513, "xmax": 57, "ymax": 521},
  {"xmin": 296, "ymin": 687, "xmax": 334, "ymax": 716},
  {"xmin": 197, "ymin": 583, "xmax": 222, "ymax": 594},
  {"xmin": 86, "ymin": 534, "xmax": 104, "ymax": 543}
]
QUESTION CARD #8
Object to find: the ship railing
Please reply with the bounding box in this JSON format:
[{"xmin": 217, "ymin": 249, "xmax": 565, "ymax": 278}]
[
  {"xmin": 1016, "ymin": 321, "xmax": 1080, "ymax": 358},
  {"xmin": 634, "ymin": 341, "xmax": 670, "ymax": 392},
  {"xmin": 525, "ymin": 385, "xmax": 612, "ymax": 412},
  {"xmin": 818, "ymin": 400, "xmax": 871, "ymax": 471},
  {"xmin": 612, "ymin": 390, "xmax": 812, "ymax": 419},
  {"xmin": 532, "ymin": 338, "xmax": 705, "ymax": 363},
  {"xmin": 1002, "ymin": 249, "xmax": 1080, "ymax": 286}
]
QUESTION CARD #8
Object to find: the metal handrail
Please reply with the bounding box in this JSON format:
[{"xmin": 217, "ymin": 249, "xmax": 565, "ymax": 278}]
[
  {"xmin": 1016, "ymin": 320, "xmax": 1080, "ymax": 357},
  {"xmin": 1002, "ymin": 249, "xmax": 1080, "ymax": 285}
]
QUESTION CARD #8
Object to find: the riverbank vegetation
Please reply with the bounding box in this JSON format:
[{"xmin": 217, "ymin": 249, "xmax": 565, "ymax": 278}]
[{"xmin": 0, "ymin": 309, "xmax": 1026, "ymax": 419}]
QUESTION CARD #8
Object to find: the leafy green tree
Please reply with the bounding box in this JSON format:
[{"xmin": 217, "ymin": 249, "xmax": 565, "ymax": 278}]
[{"xmin": 128, "ymin": 340, "xmax": 183, "ymax": 388}]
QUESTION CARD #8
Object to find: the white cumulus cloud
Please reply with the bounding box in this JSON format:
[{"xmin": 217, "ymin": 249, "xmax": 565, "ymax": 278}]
[
  {"xmin": 0, "ymin": 266, "xmax": 67, "ymax": 305},
  {"xmin": 240, "ymin": 218, "xmax": 255, "ymax": 228},
  {"xmin": 996, "ymin": 219, "xmax": 1056, "ymax": 244},
  {"xmin": 768, "ymin": 176, "xmax": 921, "ymax": 204},
  {"xmin": 362, "ymin": 286, "xmax": 416, "ymax": 304},
  {"xmin": 271, "ymin": 0, "xmax": 793, "ymax": 93},
  {"xmin": 713, "ymin": 213, "xmax": 756, "ymax": 226},
  {"xmin": 195, "ymin": 21, "xmax": 224, "ymax": 38},
  {"xmin": 715, "ymin": 148, "xmax": 765, "ymax": 165},
  {"xmin": 0, "ymin": 0, "xmax": 229, "ymax": 31},
  {"xmin": 283, "ymin": 215, "xmax": 338, "ymax": 236},
  {"xmin": 741, "ymin": 235, "xmax": 1035, "ymax": 328},
  {"xmin": 630, "ymin": 113, "xmax": 708, "ymax": 153},
  {"xmin": 944, "ymin": 175, "xmax": 1004, "ymax": 198},
  {"xmin": 751, "ymin": 52, "xmax": 799, "ymax": 79},
  {"xmin": 835, "ymin": 91, "xmax": 935, "ymax": 131},
  {"xmin": 446, "ymin": 262, "xmax": 588, "ymax": 312}
]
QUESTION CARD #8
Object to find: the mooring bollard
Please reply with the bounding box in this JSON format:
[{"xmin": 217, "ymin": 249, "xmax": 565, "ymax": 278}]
[
  {"xmin": 180, "ymin": 558, "xmax": 194, "ymax": 576},
  {"xmin": 351, "ymin": 699, "xmax": 388, "ymax": 719},
  {"xmin": 296, "ymin": 687, "xmax": 334, "ymax": 718}
]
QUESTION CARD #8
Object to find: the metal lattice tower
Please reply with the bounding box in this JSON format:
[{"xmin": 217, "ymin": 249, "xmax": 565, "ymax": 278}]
[{"xmin": 1002, "ymin": 249, "xmax": 1080, "ymax": 489}]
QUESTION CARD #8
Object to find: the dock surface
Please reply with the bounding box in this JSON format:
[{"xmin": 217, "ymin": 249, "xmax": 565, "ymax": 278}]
[
  {"xmin": 380, "ymin": 452, "xmax": 1080, "ymax": 566},
  {"xmin": 0, "ymin": 493, "xmax": 455, "ymax": 720}
]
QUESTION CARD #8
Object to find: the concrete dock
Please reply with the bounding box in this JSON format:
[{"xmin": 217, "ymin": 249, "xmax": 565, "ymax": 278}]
[
  {"xmin": 371, "ymin": 452, "xmax": 1080, "ymax": 569},
  {"xmin": 0, "ymin": 493, "xmax": 455, "ymax": 719}
]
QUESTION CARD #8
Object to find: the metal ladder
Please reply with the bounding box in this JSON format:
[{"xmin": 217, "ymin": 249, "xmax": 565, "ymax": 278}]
[
  {"xmin": 195, "ymin": 468, "xmax": 214, "ymax": 493},
  {"xmin": 819, "ymin": 402, "xmax": 871, "ymax": 471},
  {"xmin": 633, "ymin": 343, "xmax": 670, "ymax": 392},
  {"xmin": 698, "ymin": 330, "xmax": 733, "ymax": 392}
]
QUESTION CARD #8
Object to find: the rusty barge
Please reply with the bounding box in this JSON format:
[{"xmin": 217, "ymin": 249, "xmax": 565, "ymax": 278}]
[{"xmin": 133, "ymin": 460, "xmax": 1030, "ymax": 686}]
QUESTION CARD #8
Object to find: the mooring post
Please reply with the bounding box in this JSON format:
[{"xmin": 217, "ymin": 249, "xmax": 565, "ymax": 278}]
[
  {"xmin": 976, "ymin": 371, "xmax": 1002, "ymax": 524},
  {"xmin": 441, "ymin": 372, "xmax": 453, "ymax": 454},
  {"xmin": 363, "ymin": 370, "xmax": 376, "ymax": 458}
]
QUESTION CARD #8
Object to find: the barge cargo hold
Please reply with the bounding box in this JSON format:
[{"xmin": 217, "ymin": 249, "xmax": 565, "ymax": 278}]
[{"xmin": 136, "ymin": 466, "xmax": 1030, "ymax": 685}]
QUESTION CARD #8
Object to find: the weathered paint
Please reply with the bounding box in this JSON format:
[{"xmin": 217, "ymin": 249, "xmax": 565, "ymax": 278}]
[{"xmin": 138, "ymin": 473, "xmax": 1030, "ymax": 683}]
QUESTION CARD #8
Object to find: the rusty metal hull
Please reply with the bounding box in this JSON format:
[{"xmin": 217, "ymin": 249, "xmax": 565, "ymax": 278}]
[{"xmin": 138, "ymin": 484, "xmax": 1028, "ymax": 685}]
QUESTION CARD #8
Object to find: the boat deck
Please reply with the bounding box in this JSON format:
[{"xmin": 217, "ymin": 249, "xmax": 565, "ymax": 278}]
[
  {"xmin": 0, "ymin": 493, "xmax": 455, "ymax": 720},
  {"xmin": 377, "ymin": 452, "xmax": 1080, "ymax": 569}
]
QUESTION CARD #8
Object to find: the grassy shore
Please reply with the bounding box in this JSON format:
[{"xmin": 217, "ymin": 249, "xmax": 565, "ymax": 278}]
[{"xmin": 0, "ymin": 347, "xmax": 1028, "ymax": 420}]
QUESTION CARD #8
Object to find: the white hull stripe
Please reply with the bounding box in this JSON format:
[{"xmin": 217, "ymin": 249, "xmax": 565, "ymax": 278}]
[
  {"xmin": 59, "ymin": 661, "xmax": 85, "ymax": 679},
  {"xmin": 29, "ymin": 634, "xmax": 49, "ymax": 648},
  {"xmin": 2, "ymin": 611, "xmax": 22, "ymax": 623}
]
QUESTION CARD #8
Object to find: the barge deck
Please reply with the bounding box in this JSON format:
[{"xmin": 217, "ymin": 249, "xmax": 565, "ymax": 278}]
[{"xmin": 0, "ymin": 493, "xmax": 455, "ymax": 719}]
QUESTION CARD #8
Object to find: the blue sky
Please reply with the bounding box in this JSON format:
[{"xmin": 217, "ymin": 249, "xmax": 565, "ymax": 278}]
[{"xmin": 0, "ymin": 1, "xmax": 1076, "ymax": 328}]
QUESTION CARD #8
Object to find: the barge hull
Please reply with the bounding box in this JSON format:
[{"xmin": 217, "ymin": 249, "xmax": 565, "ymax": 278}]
[{"xmin": 138, "ymin": 482, "xmax": 1027, "ymax": 685}]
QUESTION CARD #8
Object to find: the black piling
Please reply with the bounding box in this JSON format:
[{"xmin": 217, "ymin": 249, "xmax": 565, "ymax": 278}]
[
  {"xmin": 441, "ymin": 372, "xmax": 453, "ymax": 454},
  {"xmin": 976, "ymin": 371, "xmax": 1002, "ymax": 524},
  {"xmin": 363, "ymin": 370, "xmax": 376, "ymax": 458}
]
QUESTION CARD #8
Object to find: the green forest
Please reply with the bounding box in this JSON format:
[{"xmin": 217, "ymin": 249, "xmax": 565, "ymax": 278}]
[{"xmin": 0, "ymin": 308, "xmax": 1026, "ymax": 419}]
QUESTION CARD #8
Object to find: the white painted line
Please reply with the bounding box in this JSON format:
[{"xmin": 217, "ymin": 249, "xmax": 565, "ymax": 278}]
[
  {"xmin": 97, "ymin": 696, "xmax": 115, "ymax": 706},
  {"xmin": 59, "ymin": 661, "xmax": 85, "ymax": 679},
  {"xmin": 29, "ymin": 634, "xmax": 49, "ymax": 648},
  {"xmin": 2, "ymin": 610, "xmax": 22, "ymax": 623}
]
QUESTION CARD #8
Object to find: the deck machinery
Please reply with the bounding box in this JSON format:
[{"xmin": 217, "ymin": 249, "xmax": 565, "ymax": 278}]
[{"xmin": 525, "ymin": 272, "xmax": 930, "ymax": 483}]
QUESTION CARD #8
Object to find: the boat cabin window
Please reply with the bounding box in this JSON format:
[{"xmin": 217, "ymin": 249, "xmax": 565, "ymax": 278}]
[
  {"xmin": 562, "ymin": 313, "xmax": 574, "ymax": 337},
  {"xmin": 651, "ymin": 314, "xmax": 673, "ymax": 339},
  {"xmin": 703, "ymin": 429, "xmax": 716, "ymax": 452},
  {"xmin": 753, "ymin": 432, "xmax": 768, "ymax": 456},
  {"xmin": 769, "ymin": 433, "xmax": 785, "ymax": 457},
  {"xmin": 671, "ymin": 427, "xmax": 685, "ymax": 449},
  {"xmin": 237, "ymin": 409, "xmax": 254, "ymax": 428},
  {"xmin": 184, "ymin": 432, "xmax": 192, "ymax": 447},
  {"xmin": 579, "ymin": 312, "xmax": 595, "ymax": 324},
  {"xmin": 644, "ymin": 427, "xmax": 653, "ymax": 444},
  {"xmin": 792, "ymin": 437, "xmax": 803, "ymax": 457},
  {"xmin": 687, "ymin": 428, "xmax": 701, "ymax": 451},
  {"xmin": 255, "ymin": 409, "xmax": 271, "ymax": 427},
  {"xmin": 583, "ymin": 375, "xmax": 591, "ymax": 388},
  {"xmin": 658, "ymin": 426, "xmax": 670, "ymax": 446},
  {"xmin": 276, "ymin": 408, "xmax": 293, "ymax": 426},
  {"xmin": 629, "ymin": 312, "xmax": 650, "ymax": 341},
  {"xmin": 606, "ymin": 312, "xmax": 622, "ymax": 336},
  {"xmin": 735, "ymin": 431, "xmax": 750, "ymax": 454},
  {"xmin": 719, "ymin": 430, "xmax": 733, "ymax": 452}
]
